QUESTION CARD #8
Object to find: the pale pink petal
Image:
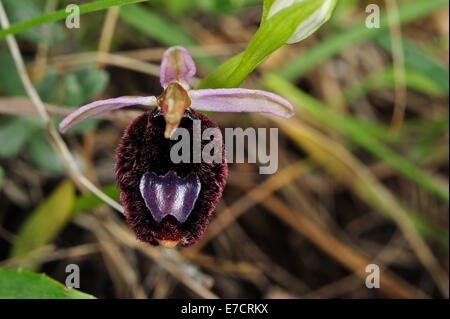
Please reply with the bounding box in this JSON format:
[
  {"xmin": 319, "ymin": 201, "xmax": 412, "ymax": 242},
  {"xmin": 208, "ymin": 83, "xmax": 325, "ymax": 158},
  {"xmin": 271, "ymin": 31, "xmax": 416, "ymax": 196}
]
[
  {"xmin": 189, "ymin": 88, "xmax": 294, "ymax": 118},
  {"xmin": 160, "ymin": 46, "xmax": 196, "ymax": 89},
  {"xmin": 59, "ymin": 96, "xmax": 157, "ymax": 133}
]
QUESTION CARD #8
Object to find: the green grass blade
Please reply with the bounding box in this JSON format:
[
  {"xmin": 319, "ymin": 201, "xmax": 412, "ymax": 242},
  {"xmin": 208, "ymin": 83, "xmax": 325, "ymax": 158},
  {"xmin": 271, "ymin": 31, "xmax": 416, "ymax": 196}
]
[
  {"xmin": 375, "ymin": 33, "xmax": 449, "ymax": 95},
  {"xmin": 0, "ymin": 0, "xmax": 150, "ymax": 39},
  {"xmin": 343, "ymin": 66, "xmax": 446, "ymax": 103}
]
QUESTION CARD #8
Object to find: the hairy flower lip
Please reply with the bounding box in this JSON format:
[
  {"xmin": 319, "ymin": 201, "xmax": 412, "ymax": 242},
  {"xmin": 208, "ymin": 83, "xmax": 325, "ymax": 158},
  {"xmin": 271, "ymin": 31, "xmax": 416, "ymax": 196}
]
[{"xmin": 116, "ymin": 109, "xmax": 227, "ymax": 247}]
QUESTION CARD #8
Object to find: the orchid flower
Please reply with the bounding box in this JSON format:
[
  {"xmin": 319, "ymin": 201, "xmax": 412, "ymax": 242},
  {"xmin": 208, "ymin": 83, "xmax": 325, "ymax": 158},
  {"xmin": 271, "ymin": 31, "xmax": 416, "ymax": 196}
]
[{"xmin": 59, "ymin": 46, "xmax": 294, "ymax": 248}]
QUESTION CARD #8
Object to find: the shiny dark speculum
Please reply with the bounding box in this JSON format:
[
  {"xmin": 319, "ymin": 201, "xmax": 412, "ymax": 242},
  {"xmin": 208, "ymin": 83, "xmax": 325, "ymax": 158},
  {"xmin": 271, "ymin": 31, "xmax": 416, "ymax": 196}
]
[
  {"xmin": 116, "ymin": 109, "xmax": 227, "ymax": 247},
  {"xmin": 139, "ymin": 170, "xmax": 201, "ymax": 224}
]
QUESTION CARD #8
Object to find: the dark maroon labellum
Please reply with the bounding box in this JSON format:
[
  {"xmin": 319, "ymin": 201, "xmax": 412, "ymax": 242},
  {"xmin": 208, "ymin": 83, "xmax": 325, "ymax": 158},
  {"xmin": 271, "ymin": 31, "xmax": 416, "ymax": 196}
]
[{"xmin": 116, "ymin": 109, "xmax": 227, "ymax": 247}]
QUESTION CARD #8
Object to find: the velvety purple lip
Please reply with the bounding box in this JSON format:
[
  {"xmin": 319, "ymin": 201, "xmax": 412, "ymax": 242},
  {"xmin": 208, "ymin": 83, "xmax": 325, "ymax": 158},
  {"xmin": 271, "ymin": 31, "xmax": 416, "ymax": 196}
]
[{"xmin": 139, "ymin": 171, "xmax": 201, "ymax": 223}]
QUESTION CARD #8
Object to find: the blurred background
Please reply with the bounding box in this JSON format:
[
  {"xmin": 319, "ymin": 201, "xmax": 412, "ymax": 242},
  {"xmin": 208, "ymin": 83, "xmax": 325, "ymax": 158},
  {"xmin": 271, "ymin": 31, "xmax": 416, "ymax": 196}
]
[{"xmin": 0, "ymin": 0, "xmax": 448, "ymax": 298}]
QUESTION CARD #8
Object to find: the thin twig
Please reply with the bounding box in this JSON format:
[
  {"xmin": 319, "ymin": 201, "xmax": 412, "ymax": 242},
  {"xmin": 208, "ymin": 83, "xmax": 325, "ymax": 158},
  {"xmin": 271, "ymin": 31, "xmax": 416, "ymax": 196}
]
[{"xmin": 0, "ymin": 0, "xmax": 124, "ymax": 214}]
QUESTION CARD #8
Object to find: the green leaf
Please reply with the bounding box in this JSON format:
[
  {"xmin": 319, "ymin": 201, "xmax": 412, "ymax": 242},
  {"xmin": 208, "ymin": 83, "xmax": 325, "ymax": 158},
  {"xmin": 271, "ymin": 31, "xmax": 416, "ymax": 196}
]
[
  {"xmin": 119, "ymin": 4, "xmax": 219, "ymax": 70},
  {"xmin": 0, "ymin": 269, "xmax": 95, "ymax": 299},
  {"xmin": 0, "ymin": 117, "xmax": 42, "ymax": 158},
  {"xmin": 261, "ymin": 0, "xmax": 276, "ymax": 24},
  {"xmin": 262, "ymin": 73, "xmax": 450, "ymax": 203},
  {"xmin": 196, "ymin": 53, "xmax": 244, "ymax": 89},
  {"xmin": 198, "ymin": 0, "xmax": 328, "ymax": 88},
  {"xmin": 9, "ymin": 181, "xmax": 75, "ymax": 271},
  {"xmin": 27, "ymin": 131, "xmax": 65, "ymax": 173},
  {"xmin": 275, "ymin": 0, "xmax": 449, "ymax": 81},
  {"xmin": 0, "ymin": 0, "xmax": 151, "ymax": 39}
]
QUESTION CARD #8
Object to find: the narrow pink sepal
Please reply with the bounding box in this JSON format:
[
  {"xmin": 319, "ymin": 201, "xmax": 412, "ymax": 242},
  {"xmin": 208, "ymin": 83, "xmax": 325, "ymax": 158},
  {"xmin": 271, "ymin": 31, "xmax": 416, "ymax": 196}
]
[
  {"xmin": 160, "ymin": 46, "xmax": 196, "ymax": 89},
  {"xmin": 58, "ymin": 96, "xmax": 157, "ymax": 133},
  {"xmin": 188, "ymin": 88, "xmax": 294, "ymax": 118}
]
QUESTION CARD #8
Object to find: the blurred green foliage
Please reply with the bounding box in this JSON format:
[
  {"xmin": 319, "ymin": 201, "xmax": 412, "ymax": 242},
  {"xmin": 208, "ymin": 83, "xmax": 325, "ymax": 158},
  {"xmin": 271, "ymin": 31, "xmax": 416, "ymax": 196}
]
[
  {"xmin": 119, "ymin": 4, "xmax": 220, "ymax": 71},
  {"xmin": 0, "ymin": 49, "xmax": 109, "ymax": 172},
  {"xmin": 2, "ymin": 0, "xmax": 65, "ymax": 44},
  {"xmin": 0, "ymin": 0, "xmax": 113, "ymax": 172},
  {"xmin": 376, "ymin": 33, "xmax": 449, "ymax": 95}
]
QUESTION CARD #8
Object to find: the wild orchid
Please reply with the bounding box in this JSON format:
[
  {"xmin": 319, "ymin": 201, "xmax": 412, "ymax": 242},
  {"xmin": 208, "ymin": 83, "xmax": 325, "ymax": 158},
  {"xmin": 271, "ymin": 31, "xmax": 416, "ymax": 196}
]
[{"xmin": 59, "ymin": 46, "xmax": 294, "ymax": 248}]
